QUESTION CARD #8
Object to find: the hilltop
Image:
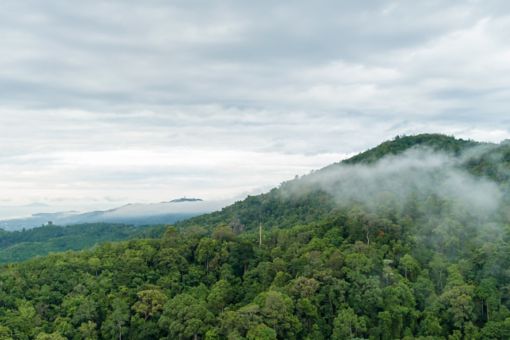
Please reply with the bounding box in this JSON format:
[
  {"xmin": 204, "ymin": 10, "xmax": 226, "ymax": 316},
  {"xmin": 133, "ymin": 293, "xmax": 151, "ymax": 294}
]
[
  {"xmin": 177, "ymin": 133, "xmax": 510, "ymax": 232},
  {"xmin": 340, "ymin": 133, "xmax": 479, "ymax": 165}
]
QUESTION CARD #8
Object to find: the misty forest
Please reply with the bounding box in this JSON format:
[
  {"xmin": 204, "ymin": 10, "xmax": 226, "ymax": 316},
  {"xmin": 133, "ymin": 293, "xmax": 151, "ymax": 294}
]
[{"xmin": 1, "ymin": 134, "xmax": 510, "ymax": 340}]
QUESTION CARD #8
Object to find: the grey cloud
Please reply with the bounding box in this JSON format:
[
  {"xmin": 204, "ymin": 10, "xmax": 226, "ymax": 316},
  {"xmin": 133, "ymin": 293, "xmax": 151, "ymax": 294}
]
[{"xmin": 1, "ymin": 0, "xmax": 508, "ymax": 110}]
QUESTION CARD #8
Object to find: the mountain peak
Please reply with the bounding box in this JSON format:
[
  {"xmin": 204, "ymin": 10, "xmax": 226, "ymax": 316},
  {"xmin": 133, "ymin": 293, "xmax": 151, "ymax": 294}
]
[
  {"xmin": 168, "ymin": 198, "xmax": 203, "ymax": 203},
  {"xmin": 341, "ymin": 133, "xmax": 480, "ymax": 165}
]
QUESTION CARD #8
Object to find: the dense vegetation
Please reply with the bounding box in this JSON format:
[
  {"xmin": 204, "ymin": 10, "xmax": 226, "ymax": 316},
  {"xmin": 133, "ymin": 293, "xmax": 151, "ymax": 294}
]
[
  {"xmin": 340, "ymin": 134, "xmax": 479, "ymax": 165},
  {"xmin": 1, "ymin": 134, "xmax": 510, "ymax": 339},
  {"xmin": 0, "ymin": 223, "xmax": 164, "ymax": 264}
]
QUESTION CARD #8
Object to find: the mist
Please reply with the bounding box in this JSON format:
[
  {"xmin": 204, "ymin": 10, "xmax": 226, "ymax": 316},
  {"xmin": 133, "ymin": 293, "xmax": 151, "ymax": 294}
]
[{"xmin": 285, "ymin": 146, "xmax": 505, "ymax": 219}]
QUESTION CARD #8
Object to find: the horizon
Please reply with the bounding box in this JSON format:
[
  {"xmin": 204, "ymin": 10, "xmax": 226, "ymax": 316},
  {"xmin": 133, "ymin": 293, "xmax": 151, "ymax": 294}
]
[
  {"xmin": 0, "ymin": 132, "xmax": 506, "ymax": 220},
  {"xmin": 2, "ymin": 1, "xmax": 510, "ymax": 216}
]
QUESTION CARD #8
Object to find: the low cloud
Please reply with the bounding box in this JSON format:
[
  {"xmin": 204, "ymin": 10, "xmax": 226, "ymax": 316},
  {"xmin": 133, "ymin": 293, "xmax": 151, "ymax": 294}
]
[{"xmin": 290, "ymin": 147, "xmax": 504, "ymax": 217}]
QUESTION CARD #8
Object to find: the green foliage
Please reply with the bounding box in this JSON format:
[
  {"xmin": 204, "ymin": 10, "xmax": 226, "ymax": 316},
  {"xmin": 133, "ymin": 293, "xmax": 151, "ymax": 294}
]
[
  {"xmin": 159, "ymin": 293, "xmax": 214, "ymax": 339},
  {"xmin": 246, "ymin": 324, "xmax": 277, "ymax": 340},
  {"xmin": 333, "ymin": 306, "xmax": 367, "ymax": 339},
  {"xmin": 0, "ymin": 223, "xmax": 165, "ymax": 263},
  {"xmin": 0, "ymin": 205, "xmax": 506, "ymax": 339},
  {"xmin": 341, "ymin": 133, "xmax": 478, "ymax": 165}
]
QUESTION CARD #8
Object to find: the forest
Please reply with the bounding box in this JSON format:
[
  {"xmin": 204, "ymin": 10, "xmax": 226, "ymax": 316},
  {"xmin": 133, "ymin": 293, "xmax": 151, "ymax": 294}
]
[
  {"xmin": 1, "ymin": 134, "xmax": 510, "ymax": 339},
  {"xmin": 0, "ymin": 223, "xmax": 164, "ymax": 264}
]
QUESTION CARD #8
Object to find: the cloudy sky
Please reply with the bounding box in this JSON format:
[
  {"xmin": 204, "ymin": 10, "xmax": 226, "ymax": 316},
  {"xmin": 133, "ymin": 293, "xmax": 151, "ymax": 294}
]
[{"xmin": 1, "ymin": 0, "xmax": 510, "ymax": 216}]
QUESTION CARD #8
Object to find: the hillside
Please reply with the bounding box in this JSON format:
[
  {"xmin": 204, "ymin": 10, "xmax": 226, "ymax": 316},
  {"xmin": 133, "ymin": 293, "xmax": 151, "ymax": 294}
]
[
  {"xmin": 0, "ymin": 223, "xmax": 165, "ymax": 263},
  {"xmin": 0, "ymin": 134, "xmax": 510, "ymax": 339},
  {"xmin": 177, "ymin": 134, "xmax": 509, "ymax": 232}
]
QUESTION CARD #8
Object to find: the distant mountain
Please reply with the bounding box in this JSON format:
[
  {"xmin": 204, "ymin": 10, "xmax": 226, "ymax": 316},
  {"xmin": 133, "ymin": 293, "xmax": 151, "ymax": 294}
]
[
  {"xmin": 168, "ymin": 197, "xmax": 203, "ymax": 203},
  {"xmin": 0, "ymin": 199, "xmax": 225, "ymax": 231}
]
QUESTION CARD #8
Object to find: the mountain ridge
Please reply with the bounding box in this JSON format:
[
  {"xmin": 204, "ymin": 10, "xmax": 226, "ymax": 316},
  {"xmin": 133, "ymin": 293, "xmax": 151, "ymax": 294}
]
[
  {"xmin": 177, "ymin": 133, "xmax": 510, "ymax": 232},
  {"xmin": 0, "ymin": 199, "xmax": 220, "ymax": 231}
]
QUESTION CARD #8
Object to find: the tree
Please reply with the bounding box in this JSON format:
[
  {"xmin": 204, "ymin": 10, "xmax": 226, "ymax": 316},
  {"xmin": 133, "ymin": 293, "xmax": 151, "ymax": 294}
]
[
  {"xmin": 476, "ymin": 278, "xmax": 500, "ymax": 322},
  {"xmin": 399, "ymin": 254, "xmax": 420, "ymax": 281},
  {"xmin": 440, "ymin": 266, "xmax": 475, "ymax": 332},
  {"xmin": 254, "ymin": 291, "xmax": 301, "ymax": 339},
  {"xmin": 379, "ymin": 281, "xmax": 417, "ymax": 338},
  {"xmin": 333, "ymin": 307, "xmax": 367, "ymax": 339},
  {"xmin": 132, "ymin": 289, "xmax": 167, "ymax": 321},
  {"xmin": 0, "ymin": 325, "xmax": 13, "ymax": 340},
  {"xmin": 207, "ymin": 279, "xmax": 233, "ymax": 313},
  {"xmin": 480, "ymin": 318, "xmax": 510, "ymax": 339},
  {"xmin": 35, "ymin": 332, "xmax": 66, "ymax": 340},
  {"xmin": 246, "ymin": 324, "xmax": 277, "ymax": 340},
  {"xmin": 159, "ymin": 293, "xmax": 214, "ymax": 340},
  {"xmin": 212, "ymin": 225, "xmax": 236, "ymax": 242},
  {"xmin": 78, "ymin": 321, "xmax": 98, "ymax": 340},
  {"xmin": 219, "ymin": 304, "xmax": 262, "ymax": 337},
  {"xmin": 88, "ymin": 257, "xmax": 101, "ymax": 277},
  {"xmin": 101, "ymin": 298, "xmax": 130, "ymax": 340},
  {"xmin": 196, "ymin": 239, "xmax": 218, "ymax": 272},
  {"xmin": 418, "ymin": 312, "xmax": 442, "ymax": 337}
]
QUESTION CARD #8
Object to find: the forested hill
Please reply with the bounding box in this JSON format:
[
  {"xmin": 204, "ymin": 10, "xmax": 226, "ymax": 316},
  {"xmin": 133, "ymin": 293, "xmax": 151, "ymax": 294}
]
[
  {"xmin": 176, "ymin": 134, "xmax": 510, "ymax": 232},
  {"xmin": 0, "ymin": 223, "xmax": 164, "ymax": 263},
  {"xmin": 1, "ymin": 134, "xmax": 510, "ymax": 339},
  {"xmin": 339, "ymin": 133, "xmax": 479, "ymax": 165}
]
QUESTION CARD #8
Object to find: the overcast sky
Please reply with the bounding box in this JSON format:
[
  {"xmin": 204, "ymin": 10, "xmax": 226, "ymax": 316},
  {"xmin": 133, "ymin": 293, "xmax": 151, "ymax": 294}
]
[{"xmin": 1, "ymin": 0, "xmax": 510, "ymax": 214}]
